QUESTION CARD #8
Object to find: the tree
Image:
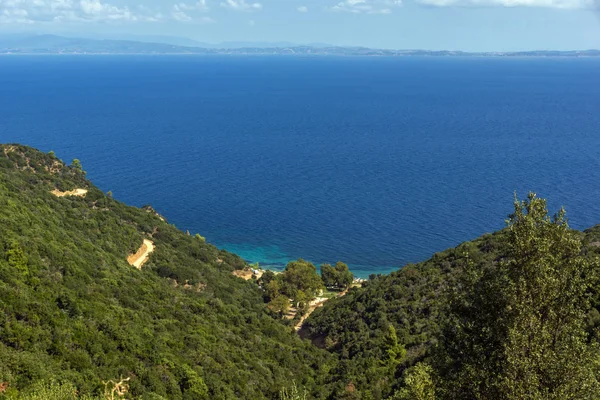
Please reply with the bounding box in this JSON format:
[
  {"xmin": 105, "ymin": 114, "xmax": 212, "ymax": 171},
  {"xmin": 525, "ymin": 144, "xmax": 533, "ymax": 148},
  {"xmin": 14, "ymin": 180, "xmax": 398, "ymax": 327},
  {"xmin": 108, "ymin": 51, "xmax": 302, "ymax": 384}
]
[
  {"xmin": 280, "ymin": 381, "xmax": 308, "ymax": 400},
  {"xmin": 381, "ymin": 324, "xmax": 406, "ymax": 373},
  {"xmin": 71, "ymin": 159, "xmax": 82, "ymax": 171},
  {"xmin": 321, "ymin": 263, "xmax": 337, "ymax": 287},
  {"xmin": 392, "ymin": 363, "xmax": 436, "ymax": 400},
  {"xmin": 334, "ymin": 261, "xmax": 354, "ymax": 289},
  {"xmin": 295, "ymin": 290, "xmax": 308, "ymax": 311},
  {"xmin": 20, "ymin": 380, "xmax": 88, "ymax": 400},
  {"xmin": 259, "ymin": 270, "xmax": 276, "ymax": 286},
  {"xmin": 265, "ymin": 279, "xmax": 281, "ymax": 302},
  {"xmin": 281, "ymin": 259, "xmax": 324, "ymax": 300},
  {"xmin": 179, "ymin": 365, "xmax": 209, "ymax": 400},
  {"xmin": 269, "ymin": 294, "xmax": 291, "ymax": 316},
  {"xmin": 321, "ymin": 262, "xmax": 353, "ymax": 290},
  {"xmin": 500, "ymin": 193, "xmax": 600, "ymax": 399},
  {"xmin": 7, "ymin": 241, "xmax": 28, "ymax": 278},
  {"xmin": 437, "ymin": 193, "xmax": 600, "ymax": 399}
]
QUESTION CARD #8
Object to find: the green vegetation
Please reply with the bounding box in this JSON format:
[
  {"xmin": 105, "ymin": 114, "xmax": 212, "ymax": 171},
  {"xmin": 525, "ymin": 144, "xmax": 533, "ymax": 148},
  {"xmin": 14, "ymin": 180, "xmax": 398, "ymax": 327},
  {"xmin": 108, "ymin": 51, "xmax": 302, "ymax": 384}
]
[
  {"xmin": 304, "ymin": 194, "xmax": 600, "ymax": 399},
  {"xmin": 280, "ymin": 259, "xmax": 324, "ymax": 302},
  {"xmin": 303, "ymin": 235, "xmax": 486, "ymax": 398},
  {"xmin": 259, "ymin": 260, "xmax": 325, "ymax": 316},
  {"xmin": 71, "ymin": 159, "xmax": 83, "ymax": 172},
  {"xmin": 0, "ymin": 145, "xmax": 334, "ymax": 399},
  {"xmin": 320, "ymin": 262, "xmax": 353, "ymax": 291},
  {"xmin": 269, "ymin": 295, "xmax": 292, "ymax": 316},
  {"xmin": 279, "ymin": 382, "xmax": 308, "ymax": 400},
  {"xmin": 433, "ymin": 193, "xmax": 600, "ymax": 399},
  {"xmin": 259, "ymin": 259, "xmax": 354, "ymax": 321},
  {"xmin": 391, "ymin": 363, "xmax": 435, "ymax": 400},
  {"xmin": 3, "ymin": 143, "xmax": 600, "ymax": 400}
]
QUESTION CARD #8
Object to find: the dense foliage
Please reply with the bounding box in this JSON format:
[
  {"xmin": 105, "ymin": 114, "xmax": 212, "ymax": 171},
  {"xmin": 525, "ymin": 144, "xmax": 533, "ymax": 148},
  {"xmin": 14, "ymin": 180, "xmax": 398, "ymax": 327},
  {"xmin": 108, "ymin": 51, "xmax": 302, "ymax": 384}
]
[
  {"xmin": 259, "ymin": 260, "xmax": 325, "ymax": 317},
  {"xmin": 304, "ymin": 196, "xmax": 600, "ymax": 399},
  {"xmin": 0, "ymin": 145, "xmax": 334, "ymax": 399},
  {"xmin": 320, "ymin": 263, "xmax": 353, "ymax": 290},
  {"xmin": 4, "ymin": 144, "xmax": 600, "ymax": 400},
  {"xmin": 433, "ymin": 194, "xmax": 600, "ymax": 399},
  {"xmin": 302, "ymin": 234, "xmax": 497, "ymax": 398}
]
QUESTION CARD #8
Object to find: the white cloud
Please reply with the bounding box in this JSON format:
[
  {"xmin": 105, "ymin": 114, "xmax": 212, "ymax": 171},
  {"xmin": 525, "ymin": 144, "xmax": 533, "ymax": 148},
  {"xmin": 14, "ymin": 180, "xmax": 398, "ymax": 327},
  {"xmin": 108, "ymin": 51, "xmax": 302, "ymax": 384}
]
[
  {"xmin": 174, "ymin": 0, "xmax": 208, "ymax": 12},
  {"xmin": 328, "ymin": 0, "xmax": 595, "ymax": 10},
  {"xmin": 1, "ymin": 6, "xmax": 34, "ymax": 24},
  {"xmin": 170, "ymin": 2, "xmax": 212, "ymax": 21},
  {"xmin": 418, "ymin": 0, "xmax": 595, "ymax": 7},
  {"xmin": 330, "ymin": 0, "xmax": 401, "ymax": 13},
  {"xmin": 0, "ymin": 0, "xmax": 142, "ymax": 23},
  {"xmin": 297, "ymin": 5, "xmax": 308, "ymax": 11},
  {"xmin": 220, "ymin": 0, "xmax": 262, "ymax": 11},
  {"xmin": 171, "ymin": 6, "xmax": 191, "ymax": 20},
  {"xmin": 0, "ymin": 0, "xmax": 217, "ymax": 23}
]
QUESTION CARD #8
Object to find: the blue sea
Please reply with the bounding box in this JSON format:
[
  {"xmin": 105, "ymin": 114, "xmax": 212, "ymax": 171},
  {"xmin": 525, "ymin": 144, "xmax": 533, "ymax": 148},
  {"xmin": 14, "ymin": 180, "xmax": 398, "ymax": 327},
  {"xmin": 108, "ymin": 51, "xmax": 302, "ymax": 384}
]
[{"xmin": 2, "ymin": 55, "xmax": 600, "ymax": 277}]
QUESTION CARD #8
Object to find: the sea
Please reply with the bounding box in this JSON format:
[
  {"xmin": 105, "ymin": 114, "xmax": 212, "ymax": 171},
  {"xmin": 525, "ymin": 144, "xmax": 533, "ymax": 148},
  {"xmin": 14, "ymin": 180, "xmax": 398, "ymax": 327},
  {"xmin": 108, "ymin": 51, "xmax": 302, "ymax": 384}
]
[{"xmin": 2, "ymin": 55, "xmax": 600, "ymax": 277}]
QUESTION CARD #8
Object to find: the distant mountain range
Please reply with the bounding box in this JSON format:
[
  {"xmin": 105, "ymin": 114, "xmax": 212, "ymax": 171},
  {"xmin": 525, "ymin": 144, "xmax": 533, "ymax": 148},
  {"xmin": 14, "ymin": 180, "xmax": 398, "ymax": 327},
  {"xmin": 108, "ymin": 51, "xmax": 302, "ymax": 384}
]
[
  {"xmin": 55, "ymin": 33, "xmax": 335, "ymax": 49},
  {"xmin": 1, "ymin": 34, "xmax": 599, "ymax": 57}
]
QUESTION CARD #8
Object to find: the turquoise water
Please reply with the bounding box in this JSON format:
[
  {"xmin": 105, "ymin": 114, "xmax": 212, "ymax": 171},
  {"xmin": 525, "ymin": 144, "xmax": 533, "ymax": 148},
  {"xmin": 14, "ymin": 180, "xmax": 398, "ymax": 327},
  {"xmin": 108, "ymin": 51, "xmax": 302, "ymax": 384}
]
[
  {"xmin": 219, "ymin": 243, "xmax": 291, "ymax": 270},
  {"xmin": 2, "ymin": 56, "xmax": 600, "ymax": 277}
]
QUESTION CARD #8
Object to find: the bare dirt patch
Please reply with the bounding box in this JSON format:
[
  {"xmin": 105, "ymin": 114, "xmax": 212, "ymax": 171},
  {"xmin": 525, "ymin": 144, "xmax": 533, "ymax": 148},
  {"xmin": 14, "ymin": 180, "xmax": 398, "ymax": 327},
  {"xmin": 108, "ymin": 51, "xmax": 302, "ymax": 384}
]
[
  {"xmin": 44, "ymin": 160, "xmax": 63, "ymax": 174},
  {"xmin": 127, "ymin": 239, "xmax": 155, "ymax": 269},
  {"xmin": 232, "ymin": 267, "xmax": 264, "ymax": 281},
  {"xmin": 2, "ymin": 145, "xmax": 17, "ymax": 155},
  {"xmin": 51, "ymin": 188, "xmax": 88, "ymax": 198},
  {"xmin": 232, "ymin": 268, "xmax": 254, "ymax": 280}
]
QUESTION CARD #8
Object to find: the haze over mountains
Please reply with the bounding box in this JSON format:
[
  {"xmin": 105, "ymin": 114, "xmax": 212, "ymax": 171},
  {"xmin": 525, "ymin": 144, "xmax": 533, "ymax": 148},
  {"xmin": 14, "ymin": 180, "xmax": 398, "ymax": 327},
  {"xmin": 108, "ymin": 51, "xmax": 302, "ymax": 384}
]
[{"xmin": 1, "ymin": 34, "xmax": 599, "ymax": 56}]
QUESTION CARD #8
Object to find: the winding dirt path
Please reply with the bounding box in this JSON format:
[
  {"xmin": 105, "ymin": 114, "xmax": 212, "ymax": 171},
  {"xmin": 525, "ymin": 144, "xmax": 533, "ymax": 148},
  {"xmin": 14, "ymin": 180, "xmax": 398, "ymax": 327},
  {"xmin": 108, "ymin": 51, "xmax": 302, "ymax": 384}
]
[
  {"xmin": 127, "ymin": 239, "xmax": 155, "ymax": 269},
  {"xmin": 295, "ymin": 297, "xmax": 328, "ymax": 331},
  {"xmin": 295, "ymin": 287, "xmax": 351, "ymax": 331}
]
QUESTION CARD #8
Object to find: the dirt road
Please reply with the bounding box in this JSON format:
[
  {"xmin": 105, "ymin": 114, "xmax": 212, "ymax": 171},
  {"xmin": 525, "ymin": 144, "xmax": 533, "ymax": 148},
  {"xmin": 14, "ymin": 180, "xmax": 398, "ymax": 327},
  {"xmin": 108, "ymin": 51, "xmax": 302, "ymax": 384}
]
[{"xmin": 127, "ymin": 239, "xmax": 155, "ymax": 269}]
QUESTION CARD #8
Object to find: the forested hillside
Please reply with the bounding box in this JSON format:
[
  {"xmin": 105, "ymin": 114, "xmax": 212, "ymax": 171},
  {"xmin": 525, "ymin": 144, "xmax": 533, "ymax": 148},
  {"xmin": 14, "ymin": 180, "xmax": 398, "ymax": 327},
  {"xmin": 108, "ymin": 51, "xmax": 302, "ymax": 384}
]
[
  {"xmin": 2, "ymin": 144, "xmax": 600, "ymax": 400},
  {"xmin": 0, "ymin": 145, "xmax": 334, "ymax": 399},
  {"xmin": 304, "ymin": 196, "xmax": 600, "ymax": 399},
  {"xmin": 301, "ymin": 230, "xmax": 505, "ymax": 398}
]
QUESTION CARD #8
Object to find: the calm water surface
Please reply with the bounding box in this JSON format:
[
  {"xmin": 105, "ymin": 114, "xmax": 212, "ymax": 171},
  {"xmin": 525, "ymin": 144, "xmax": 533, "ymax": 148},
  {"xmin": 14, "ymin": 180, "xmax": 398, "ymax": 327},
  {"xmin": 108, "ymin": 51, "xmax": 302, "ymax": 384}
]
[{"xmin": 2, "ymin": 55, "xmax": 600, "ymax": 276}]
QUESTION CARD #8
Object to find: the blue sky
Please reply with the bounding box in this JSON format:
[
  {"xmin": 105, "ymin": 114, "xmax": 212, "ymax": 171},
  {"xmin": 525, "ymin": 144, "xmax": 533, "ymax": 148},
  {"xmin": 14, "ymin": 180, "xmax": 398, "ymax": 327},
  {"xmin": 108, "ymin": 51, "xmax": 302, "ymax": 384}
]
[{"xmin": 1, "ymin": 0, "xmax": 600, "ymax": 50}]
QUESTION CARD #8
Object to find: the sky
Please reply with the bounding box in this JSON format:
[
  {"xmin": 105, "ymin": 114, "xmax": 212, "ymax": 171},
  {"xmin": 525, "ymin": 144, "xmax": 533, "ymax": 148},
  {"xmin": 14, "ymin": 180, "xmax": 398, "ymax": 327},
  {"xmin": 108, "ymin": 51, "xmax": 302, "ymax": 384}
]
[{"xmin": 1, "ymin": 0, "xmax": 600, "ymax": 50}]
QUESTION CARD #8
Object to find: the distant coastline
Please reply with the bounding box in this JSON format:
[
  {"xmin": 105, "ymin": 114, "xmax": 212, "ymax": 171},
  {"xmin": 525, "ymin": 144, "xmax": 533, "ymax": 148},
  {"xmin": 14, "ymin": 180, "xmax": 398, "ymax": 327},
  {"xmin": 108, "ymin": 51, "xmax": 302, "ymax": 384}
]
[
  {"xmin": 3, "ymin": 53, "xmax": 600, "ymax": 58},
  {"xmin": 1, "ymin": 34, "xmax": 599, "ymax": 57}
]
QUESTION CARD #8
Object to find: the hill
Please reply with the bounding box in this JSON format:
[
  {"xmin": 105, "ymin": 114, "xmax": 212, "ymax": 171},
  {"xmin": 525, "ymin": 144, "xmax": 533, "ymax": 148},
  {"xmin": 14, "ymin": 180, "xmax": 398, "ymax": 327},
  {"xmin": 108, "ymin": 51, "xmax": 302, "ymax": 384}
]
[
  {"xmin": 0, "ymin": 144, "xmax": 334, "ymax": 399},
  {"xmin": 302, "ymin": 231, "xmax": 507, "ymax": 398},
  {"xmin": 303, "ymin": 209, "xmax": 600, "ymax": 398},
  {"xmin": 2, "ymin": 144, "xmax": 600, "ymax": 399}
]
